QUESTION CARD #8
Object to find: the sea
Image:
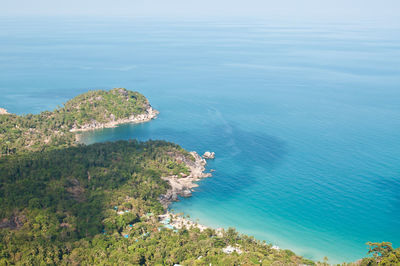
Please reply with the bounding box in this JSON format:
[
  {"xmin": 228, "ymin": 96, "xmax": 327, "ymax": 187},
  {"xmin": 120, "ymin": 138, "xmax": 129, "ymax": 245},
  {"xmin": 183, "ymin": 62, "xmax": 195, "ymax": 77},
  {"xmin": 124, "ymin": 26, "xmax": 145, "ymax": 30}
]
[{"xmin": 1, "ymin": 17, "xmax": 399, "ymax": 263}]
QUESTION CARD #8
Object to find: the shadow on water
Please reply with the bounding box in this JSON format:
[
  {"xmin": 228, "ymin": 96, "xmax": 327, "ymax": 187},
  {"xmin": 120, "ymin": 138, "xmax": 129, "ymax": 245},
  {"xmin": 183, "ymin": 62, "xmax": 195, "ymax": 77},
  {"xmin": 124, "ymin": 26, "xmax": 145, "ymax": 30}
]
[
  {"xmin": 374, "ymin": 176, "xmax": 400, "ymax": 218},
  {"xmin": 81, "ymin": 113, "xmax": 289, "ymax": 195},
  {"xmin": 209, "ymin": 124, "xmax": 288, "ymax": 169},
  {"xmin": 190, "ymin": 124, "xmax": 289, "ymax": 197},
  {"xmin": 81, "ymin": 121, "xmax": 289, "ymax": 172}
]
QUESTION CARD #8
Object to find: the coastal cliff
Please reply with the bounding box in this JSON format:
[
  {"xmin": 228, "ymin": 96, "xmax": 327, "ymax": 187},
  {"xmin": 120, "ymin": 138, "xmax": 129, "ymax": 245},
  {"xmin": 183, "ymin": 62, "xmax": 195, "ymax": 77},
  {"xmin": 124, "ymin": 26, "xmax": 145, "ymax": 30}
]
[{"xmin": 159, "ymin": 151, "xmax": 212, "ymax": 208}]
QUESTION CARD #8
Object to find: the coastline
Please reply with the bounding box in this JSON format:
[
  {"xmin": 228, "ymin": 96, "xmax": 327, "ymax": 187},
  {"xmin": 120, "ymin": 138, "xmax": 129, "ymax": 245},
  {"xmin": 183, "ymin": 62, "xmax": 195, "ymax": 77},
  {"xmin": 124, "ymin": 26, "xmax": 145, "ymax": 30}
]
[
  {"xmin": 69, "ymin": 105, "xmax": 213, "ymax": 213},
  {"xmin": 70, "ymin": 106, "xmax": 159, "ymax": 133},
  {"xmin": 159, "ymin": 151, "xmax": 212, "ymax": 208},
  {"xmin": 70, "ymin": 105, "xmax": 292, "ymax": 261},
  {"xmin": 66, "ymin": 104, "xmax": 302, "ymax": 262},
  {"xmin": 158, "ymin": 151, "xmax": 217, "ymax": 233},
  {"xmin": 156, "ymin": 153, "xmax": 283, "ymax": 248}
]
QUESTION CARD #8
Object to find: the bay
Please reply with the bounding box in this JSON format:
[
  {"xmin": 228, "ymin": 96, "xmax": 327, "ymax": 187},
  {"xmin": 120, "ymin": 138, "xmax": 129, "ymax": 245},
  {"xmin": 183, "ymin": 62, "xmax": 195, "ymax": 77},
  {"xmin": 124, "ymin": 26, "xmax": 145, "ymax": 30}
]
[{"xmin": 1, "ymin": 17, "xmax": 399, "ymax": 263}]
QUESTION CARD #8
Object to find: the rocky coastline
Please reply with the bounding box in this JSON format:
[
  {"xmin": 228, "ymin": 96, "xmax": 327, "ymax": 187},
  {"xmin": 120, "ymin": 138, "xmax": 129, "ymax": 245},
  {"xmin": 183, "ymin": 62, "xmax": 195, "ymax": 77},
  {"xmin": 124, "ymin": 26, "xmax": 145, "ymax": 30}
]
[
  {"xmin": 159, "ymin": 151, "xmax": 212, "ymax": 208},
  {"xmin": 70, "ymin": 106, "xmax": 159, "ymax": 132}
]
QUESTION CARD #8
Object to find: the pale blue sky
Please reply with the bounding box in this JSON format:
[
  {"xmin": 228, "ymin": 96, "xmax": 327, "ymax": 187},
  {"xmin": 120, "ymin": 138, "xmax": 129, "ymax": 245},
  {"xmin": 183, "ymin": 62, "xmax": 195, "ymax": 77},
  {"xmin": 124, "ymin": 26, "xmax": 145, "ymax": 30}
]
[{"xmin": 1, "ymin": 0, "xmax": 400, "ymax": 23}]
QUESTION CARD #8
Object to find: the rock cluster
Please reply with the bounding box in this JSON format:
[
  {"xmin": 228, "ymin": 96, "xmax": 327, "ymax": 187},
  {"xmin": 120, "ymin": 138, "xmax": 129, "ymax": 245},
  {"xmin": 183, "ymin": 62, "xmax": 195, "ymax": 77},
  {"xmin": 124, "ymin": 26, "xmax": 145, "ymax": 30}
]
[{"xmin": 202, "ymin": 151, "xmax": 215, "ymax": 159}]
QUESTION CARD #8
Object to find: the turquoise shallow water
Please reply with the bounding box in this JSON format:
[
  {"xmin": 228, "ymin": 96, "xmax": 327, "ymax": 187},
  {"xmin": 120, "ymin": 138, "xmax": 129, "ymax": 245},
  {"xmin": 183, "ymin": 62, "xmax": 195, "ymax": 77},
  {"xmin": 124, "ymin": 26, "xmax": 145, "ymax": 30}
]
[{"xmin": 1, "ymin": 17, "xmax": 400, "ymax": 263}]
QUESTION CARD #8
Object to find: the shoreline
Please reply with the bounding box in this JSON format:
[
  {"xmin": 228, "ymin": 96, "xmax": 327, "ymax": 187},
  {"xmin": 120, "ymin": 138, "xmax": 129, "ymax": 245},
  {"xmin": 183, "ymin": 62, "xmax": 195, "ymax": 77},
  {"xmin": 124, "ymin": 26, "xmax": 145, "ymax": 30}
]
[
  {"xmin": 159, "ymin": 212, "xmax": 212, "ymax": 232},
  {"xmin": 156, "ymin": 151, "xmax": 288, "ymax": 257}
]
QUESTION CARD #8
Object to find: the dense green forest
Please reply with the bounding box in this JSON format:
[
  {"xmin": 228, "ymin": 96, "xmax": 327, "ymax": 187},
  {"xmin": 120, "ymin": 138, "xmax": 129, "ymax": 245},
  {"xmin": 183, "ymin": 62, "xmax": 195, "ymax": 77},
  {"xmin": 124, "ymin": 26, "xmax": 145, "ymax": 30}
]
[
  {"xmin": 0, "ymin": 88, "xmax": 398, "ymax": 265},
  {"xmin": 0, "ymin": 88, "xmax": 152, "ymax": 156},
  {"xmin": 0, "ymin": 140, "xmax": 315, "ymax": 265}
]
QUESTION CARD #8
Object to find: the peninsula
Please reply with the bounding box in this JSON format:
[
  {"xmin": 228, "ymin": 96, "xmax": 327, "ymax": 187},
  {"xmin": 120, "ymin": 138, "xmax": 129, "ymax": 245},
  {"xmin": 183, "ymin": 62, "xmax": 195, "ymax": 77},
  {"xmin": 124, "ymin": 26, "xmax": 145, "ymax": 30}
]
[
  {"xmin": 68, "ymin": 88, "xmax": 159, "ymax": 132},
  {"xmin": 0, "ymin": 88, "xmax": 397, "ymax": 265}
]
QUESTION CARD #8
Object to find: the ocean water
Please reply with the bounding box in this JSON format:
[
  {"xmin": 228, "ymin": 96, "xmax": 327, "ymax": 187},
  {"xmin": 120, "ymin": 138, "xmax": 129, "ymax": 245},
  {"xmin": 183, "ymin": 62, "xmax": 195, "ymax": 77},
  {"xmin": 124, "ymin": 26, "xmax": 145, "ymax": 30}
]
[{"xmin": 1, "ymin": 17, "xmax": 400, "ymax": 263}]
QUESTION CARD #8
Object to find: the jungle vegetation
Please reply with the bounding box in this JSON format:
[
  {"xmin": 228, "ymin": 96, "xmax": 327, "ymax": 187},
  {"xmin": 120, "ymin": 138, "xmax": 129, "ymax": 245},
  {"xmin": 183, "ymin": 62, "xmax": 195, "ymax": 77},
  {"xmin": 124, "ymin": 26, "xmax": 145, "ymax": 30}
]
[{"xmin": 0, "ymin": 140, "xmax": 314, "ymax": 265}]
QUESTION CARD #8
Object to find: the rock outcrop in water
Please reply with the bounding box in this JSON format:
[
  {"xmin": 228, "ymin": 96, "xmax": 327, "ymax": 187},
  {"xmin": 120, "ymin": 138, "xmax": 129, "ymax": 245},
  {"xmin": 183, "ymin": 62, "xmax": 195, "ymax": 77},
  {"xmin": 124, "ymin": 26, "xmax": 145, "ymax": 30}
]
[
  {"xmin": 0, "ymin": 108, "xmax": 9, "ymax": 115},
  {"xmin": 203, "ymin": 151, "xmax": 215, "ymax": 159},
  {"xmin": 159, "ymin": 151, "xmax": 212, "ymax": 208}
]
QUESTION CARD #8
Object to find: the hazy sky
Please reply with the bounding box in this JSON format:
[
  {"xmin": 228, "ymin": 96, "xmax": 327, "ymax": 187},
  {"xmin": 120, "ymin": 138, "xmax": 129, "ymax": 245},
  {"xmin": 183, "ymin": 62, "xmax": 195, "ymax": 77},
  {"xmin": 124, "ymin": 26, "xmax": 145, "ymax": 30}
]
[{"xmin": 2, "ymin": 0, "xmax": 400, "ymax": 23}]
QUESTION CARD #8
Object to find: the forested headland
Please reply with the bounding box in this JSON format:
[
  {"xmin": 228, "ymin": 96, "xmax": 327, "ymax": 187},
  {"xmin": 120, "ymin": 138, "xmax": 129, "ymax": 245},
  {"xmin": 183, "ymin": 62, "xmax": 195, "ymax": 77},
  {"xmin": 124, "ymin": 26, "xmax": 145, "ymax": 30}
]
[{"xmin": 0, "ymin": 88, "xmax": 156, "ymax": 156}]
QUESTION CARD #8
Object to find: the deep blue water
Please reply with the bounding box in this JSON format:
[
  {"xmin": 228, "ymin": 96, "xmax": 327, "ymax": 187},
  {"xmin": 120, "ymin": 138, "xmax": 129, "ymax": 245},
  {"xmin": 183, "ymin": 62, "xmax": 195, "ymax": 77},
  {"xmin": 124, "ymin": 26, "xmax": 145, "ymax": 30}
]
[{"xmin": 1, "ymin": 17, "xmax": 399, "ymax": 263}]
